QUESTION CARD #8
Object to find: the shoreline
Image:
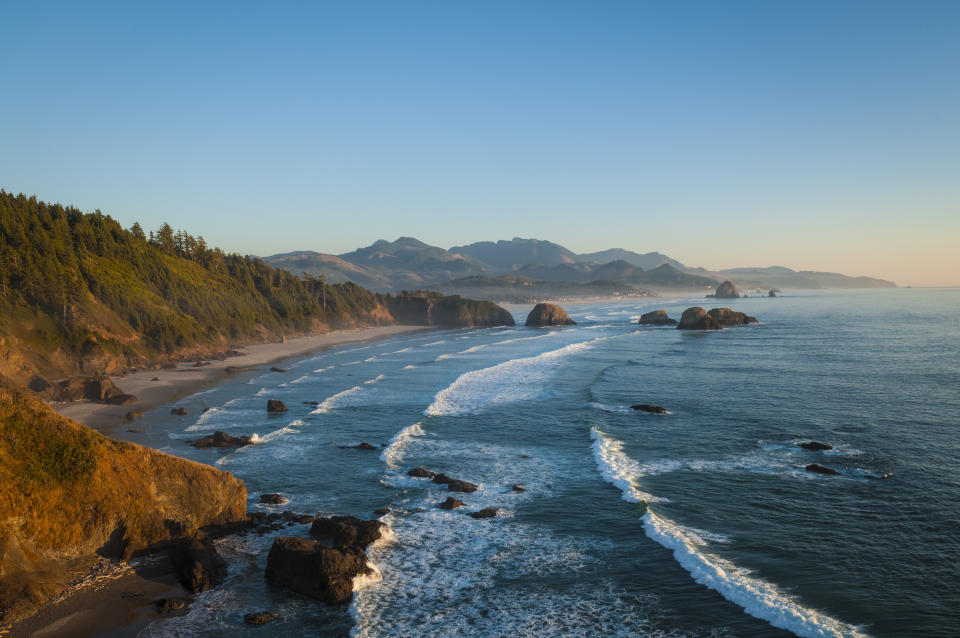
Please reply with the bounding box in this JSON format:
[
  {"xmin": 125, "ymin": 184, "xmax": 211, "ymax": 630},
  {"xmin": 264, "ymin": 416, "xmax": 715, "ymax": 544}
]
[{"xmin": 52, "ymin": 325, "xmax": 431, "ymax": 437}]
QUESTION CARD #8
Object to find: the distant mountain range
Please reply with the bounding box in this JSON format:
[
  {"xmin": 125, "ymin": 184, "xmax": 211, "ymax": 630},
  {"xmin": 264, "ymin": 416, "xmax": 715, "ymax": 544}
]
[{"xmin": 263, "ymin": 237, "xmax": 896, "ymax": 300}]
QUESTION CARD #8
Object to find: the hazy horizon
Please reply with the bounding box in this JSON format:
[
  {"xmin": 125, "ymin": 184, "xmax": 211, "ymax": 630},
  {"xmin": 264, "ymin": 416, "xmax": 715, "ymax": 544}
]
[{"xmin": 2, "ymin": 1, "xmax": 957, "ymax": 287}]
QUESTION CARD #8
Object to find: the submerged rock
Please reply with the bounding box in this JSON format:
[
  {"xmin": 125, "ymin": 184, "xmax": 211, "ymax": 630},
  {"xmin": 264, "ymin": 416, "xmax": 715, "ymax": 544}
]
[
  {"xmin": 805, "ymin": 463, "xmax": 841, "ymax": 476},
  {"xmin": 265, "ymin": 537, "xmax": 372, "ymax": 605},
  {"xmin": 270, "ymin": 367, "xmax": 289, "ymax": 373},
  {"xmin": 190, "ymin": 431, "xmax": 252, "ymax": 448},
  {"xmin": 338, "ymin": 442, "xmax": 377, "ymax": 450},
  {"xmin": 431, "ymin": 473, "xmax": 457, "ymax": 485},
  {"xmin": 715, "ymin": 280, "xmax": 740, "ymax": 299},
  {"xmin": 309, "ymin": 515, "xmax": 386, "ymax": 550},
  {"xmin": 511, "ymin": 485, "xmax": 526, "ymax": 492},
  {"xmin": 266, "ymin": 399, "xmax": 288, "ymax": 412},
  {"xmin": 638, "ymin": 310, "xmax": 677, "ymax": 325},
  {"xmin": 408, "ymin": 467, "xmax": 436, "ymax": 478},
  {"xmin": 676, "ymin": 307, "xmax": 722, "ymax": 330},
  {"xmin": 169, "ymin": 537, "xmax": 227, "ymax": 593},
  {"xmin": 448, "ymin": 480, "xmax": 479, "ymax": 494},
  {"xmin": 260, "ymin": 493, "xmax": 287, "ymax": 505},
  {"xmin": 631, "ymin": 404, "xmax": 668, "ymax": 414},
  {"xmin": 171, "ymin": 407, "xmax": 188, "ymax": 416},
  {"xmin": 469, "ymin": 508, "xmax": 499, "ymax": 519},
  {"xmin": 707, "ymin": 308, "xmax": 758, "ymax": 326},
  {"xmin": 525, "ymin": 303, "xmax": 576, "ymax": 327},
  {"xmin": 244, "ymin": 611, "xmax": 277, "ymax": 625},
  {"xmin": 439, "ymin": 497, "xmax": 465, "ymax": 510},
  {"xmin": 155, "ymin": 597, "xmax": 189, "ymax": 613},
  {"xmin": 799, "ymin": 441, "xmax": 833, "ymax": 451}
]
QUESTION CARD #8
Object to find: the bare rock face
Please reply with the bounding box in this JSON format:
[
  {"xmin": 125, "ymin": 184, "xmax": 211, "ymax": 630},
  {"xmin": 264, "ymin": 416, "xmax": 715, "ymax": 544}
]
[
  {"xmin": 525, "ymin": 303, "xmax": 576, "ymax": 327},
  {"xmin": 715, "ymin": 281, "xmax": 739, "ymax": 299},
  {"xmin": 309, "ymin": 515, "xmax": 386, "ymax": 550},
  {"xmin": 266, "ymin": 400, "xmax": 288, "ymax": 412},
  {"xmin": 707, "ymin": 308, "xmax": 758, "ymax": 326},
  {"xmin": 265, "ymin": 537, "xmax": 373, "ymax": 605},
  {"xmin": 169, "ymin": 536, "xmax": 228, "ymax": 593},
  {"xmin": 50, "ymin": 375, "xmax": 129, "ymax": 403},
  {"xmin": 638, "ymin": 310, "xmax": 677, "ymax": 325},
  {"xmin": 676, "ymin": 307, "xmax": 723, "ymax": 330},
  {"xmin": 191, "ymin": 431, "xmax": 252, "ymax": 448}
]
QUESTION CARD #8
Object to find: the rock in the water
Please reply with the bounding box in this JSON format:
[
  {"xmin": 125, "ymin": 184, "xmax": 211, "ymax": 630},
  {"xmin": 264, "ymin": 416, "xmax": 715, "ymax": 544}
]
[
  {"xmin": 168, "ymin": 537, "xmax": 228, "ymax": 593},
  {"xmin": 260, "ymin": 493, "xmax": 287, "ymax": 505},
  {"xmin": 631, "ymin": 404, "xmax": 668, "ymax": 414},
  {"xmin": 310, "ymin": 515, "xmax": 386, "ymax": 550},
  {"xmin": 171, "ymin": 407, "xmax": 188, "ymax": 415},
  {"xmin": 155, "ymin": 597, "xmax": 189, "ymax": 613},
  {"xmin": 431, "ymin": 473, "xmax": 457, "ymax": 485},
  {"xmin": 448, "ymin": 480, "xmax": 479, "ymax": 494},
  {"xmin": 124, "ymin": 410, "xmax": 144, "ymax": 422},
  {"xmin": 707, "ymin": 308, "xmax": 758, "ymax": 326},
  {"xmin": 525, "ymin": 303, "xmax": 576, "ymax": 327},
  {"xmin": 408, "ymin": 467, "xmax": 436, "ymax": 478},
  {"xmin": 768, "ymin": 290, "xmax": 777, "ymax": 297},
  {"xmin": 270, "ymin": 367, "xmax": 289, "ymax": 373},
  {"xmin": 799, "ymin": 441, "xmax": 833, "ymax": 451},
  {"xmin": 638, "ymin": 310, "xmax": 677, "ymax": 325},
  {"xmin": 676, "ymin": 307, "xmax": 722, "ymax": 330},
  {"xmin": 191, "ymin": 431, "xmax": 252, "ymax": 448},
  {"xmin": 266, "ymin": 399, "xmax": 288, "ymax": 413},
  {"xmin": 805, "ymin": 463, "xmax": 840, "ymax": 476},
  {"xmin": 339, "ymin": 442, "xmax": 377, "ymax": 450},
  {"xmin": 439, "ymin": 497, "xmax": 465, "ymax": 510},
  {"xmin": 244, "ymin": 611, "xmax": 277, "ymax": 625},
  {"xmin": 714, "ymin": 280, "xmax": 739, "ymax": 299},
  {"xmin": 469, "ymin": 508, "xmax": 499, "ymax": 519},
  {"xmin": 511, "ymin": 485, "xmax": 526, "ymax": 492},
  {"xmin": 265, "ymin": 537, "xmax": 372, "ymax": 605}
]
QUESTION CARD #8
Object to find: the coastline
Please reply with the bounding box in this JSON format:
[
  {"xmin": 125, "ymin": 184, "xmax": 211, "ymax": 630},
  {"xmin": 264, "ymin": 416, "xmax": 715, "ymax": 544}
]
[{"xmin": 52, "ymin": 325, "xmax": 430, "ymax": 437}]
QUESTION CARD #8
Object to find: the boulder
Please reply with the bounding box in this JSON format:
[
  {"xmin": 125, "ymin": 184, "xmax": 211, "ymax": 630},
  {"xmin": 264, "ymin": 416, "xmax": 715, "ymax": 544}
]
[
  {"xmin": 439, "ymin": 497, "xmax": 465, "ymax": 510},
  {"xmin": 155, "ymin": 597, "xmax": 189, "ymax": 613},
  {"xmin": 244, "ymin": 611, "xmax": 277, "ymax": 625},
  {"xmin": 270, "ymin": 367, "xmax": 290, "ymax": 373},
  {"xmin": 266, "ymin": 400, "xmax": 288, "ymax": 413},
  {"xmin": 714, "ymin": 281, "xmax": 739, "ymax": 299},
  {"xmin": 168, "ymin": 536, "xmax": 228, "ymax": 593},
  {"xmin": 707, "ymin": 308, "xmax": 758, "ymax": 326},
  {"xmin": 676, "ymin": 307, "xmax": 722, "ymax": 331},
  {"xmin": 171, "ymin": 407, "xmax": 188, "ymax": 416},
  {"xmin": 431, "ymin": 473, "xmax": 457, "ymax": 485},
  {"xmin": 448, "ymin": 480, "xmax": 479, "ymax": 494},
  {"xmin": 408, "ymin": 467, "xmax": 436, "ymax": 479},
  {"xmin": 525, "ymin": 303, "xmax": 576, "ymax": 327},
  {"xmin": 469, "ymin": 508, "xmax": 499, "ymax": 519},
  {"xmin": 511, "ymin": 485, "xmax": 526, "ymax": 492},
  {"xmin": 265, "ymin": 537, "xmax": 372, "ymax": 605},
  {"xmin": 768, "ymin": 290, "xmax": 777, "ymax": 297},
  {"xmin": 190, "ymin": 431, "xmax": 252, "ymax": 448},
  {"xmin": 260, "ymin": 493, "xmax": 287, "ymax": 505},
  {"xmin": 638, "ymin": 310, "xmax": 677, "ymax": 325},
  {"xmin": 338, "ymin": 442, "xmax": 377, "ymax": 450},
  {"xmin": 799, "ymin": 441, "xmax": 833, "ymax": 451},
  {"xmin": 805, "ymin": 463, "xmax": 840, "ymax": 476},
  {"xmin": 631, "ymin": 404, "xmax": 668, "ymax": 414},
  {"xmin": 310, "ymin": 515, "xmax": 386, "ymax": 550}
]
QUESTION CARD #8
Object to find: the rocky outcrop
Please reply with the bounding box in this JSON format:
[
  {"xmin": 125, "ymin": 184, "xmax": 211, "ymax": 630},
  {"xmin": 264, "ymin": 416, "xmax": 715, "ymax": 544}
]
[
  {"xmin": 339, "ymin": 442, "xmax": 378, "ymax": 450},
  {"xmin": 168, "ymin": 536, "xmax": 228, "ymax": 593},
  {"xmin": 190, "ymin": 431, "xmax": 253, "ymax": 448},
  {"xmin": 260, "ymin": 493, "xmax": 287, "ymax": 505},
  {"xmin": 631, "ymin": 404, "xmax": 668, "ymax": 414},
  {"xmin": 638, "ymin": 310, "xmax": 677, "ymax": 325},
  {"xmin": 266, "ymin": 399, "xmax": 288, "ymax": 412},
  {"xmin": 714, "ymin": 281, "xmax": 739, "ymax": 299},
  {"xmin": 49, "ymin": 375, "xmax": 130, "ymax": 403},
  {"xmin": 448, "ymin": 480, "xmax": 479, "ymax": 493},
  {"xmin": 511, "ymin": 485, "xmax": 526, "ymax": 492},
  {"xmin": 469, "ymin": 508, "xmax": 499, "ymax": 519},
  {"xmin": 799, "ymin": 441, "xmax": 833, "ymax": 451},
  {"xmin": 524, "ymin": 303, "xmax": 576, "ymax": 327},
  {"xmin": 383, "ymin": 292, "xmax": 515, "ymax": 328},
  {"xmin": 707, "ymin": 308, "xmax": 758, "ymax": 326},
  {"xmin": 676, "ymin": 307, "xmax": 723, "ymax": 330},
  {"xmin": 265, "ymin": 537, "xmax": 373, "ymax": 605},
  {"xmin": 805, "ymin": 463, "xmax": 840, "ymax": 476},
  {"xmin": 171, "ymin": 407, "xmax": 188, "ymax": 415},
  {"xmin": 0, "ymin": 377, "xmax": 247, "ymax": 623},
  {"xmin": 407, "ymin": 467, "xmax": 436, "ymax": 478},
  {"xmin": 439, "ymin": 497, "xmax": 465, "ymax": 510},
  {"xmin": 768, "ymin": 290, "xmax": 777, "ymax": 297},
  {"xmin": 309, "ymin": 515, "xmax": 386, "ymax": 551}
]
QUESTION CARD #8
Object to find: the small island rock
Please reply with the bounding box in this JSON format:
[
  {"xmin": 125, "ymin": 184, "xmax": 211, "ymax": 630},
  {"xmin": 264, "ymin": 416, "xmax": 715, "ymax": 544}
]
[
  {"xmin": 525, "ymin": 303, "xmax": 576, "ymax": 327},
  {"xmin": 676, "ymin": 307, "xmax": 722, "ymax": 330},
  {"xmin": 707, "ymin": 308, "xmax": 758, "ymax": 326},
  {"xmin": 266, "ymin": 400, "xmax": 288, "ymax": 412},
  {"xmin": 191, "ymin": 430, "xmax": 252, "ymax": 448},
  {"xmin": 715, "ymin": 281, "xmax": 740, "ymax": 299},
  {"xmin": 638, "ymin": 310, "xmax": 677, "ymax": 325}
]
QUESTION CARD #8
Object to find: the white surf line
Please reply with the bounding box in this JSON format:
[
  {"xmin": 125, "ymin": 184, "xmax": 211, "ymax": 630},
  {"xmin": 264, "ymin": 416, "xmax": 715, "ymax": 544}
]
[
  {"xmin": 310, "ymin": 375, "xmax": 386, "ymax": 414},
  {"xmin": 380, "ymin": 422, "xmax": 427, "ymax": 470},
  {"xmin": 590, "ymin": 428, "xmax": 870, "ymax": 638}
]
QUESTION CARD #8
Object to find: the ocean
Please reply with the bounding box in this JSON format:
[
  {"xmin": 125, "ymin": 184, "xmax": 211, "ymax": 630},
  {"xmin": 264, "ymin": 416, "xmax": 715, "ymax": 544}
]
[{"xmin": 134, "ymin": 288, "xmax": 960, "ymax": 637}]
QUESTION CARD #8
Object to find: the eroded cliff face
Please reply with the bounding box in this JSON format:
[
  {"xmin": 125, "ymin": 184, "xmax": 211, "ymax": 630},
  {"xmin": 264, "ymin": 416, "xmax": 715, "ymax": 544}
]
[{"xmin": 0, "ymin": 377, "xmax": 247, "ymax": 622}]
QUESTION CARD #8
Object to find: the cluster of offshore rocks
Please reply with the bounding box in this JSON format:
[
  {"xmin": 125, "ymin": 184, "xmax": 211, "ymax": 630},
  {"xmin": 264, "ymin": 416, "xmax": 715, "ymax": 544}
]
[
  {"xmin": 638, "ymin": 307, "xmax": 758, "ymax": 330},
  {"xmin": 406, "ymin": 467, "xmax": 523, "ymax": 519},
  {"xmin": 705, "ymin": 280, "xmax": 779, "ymax": 299}
]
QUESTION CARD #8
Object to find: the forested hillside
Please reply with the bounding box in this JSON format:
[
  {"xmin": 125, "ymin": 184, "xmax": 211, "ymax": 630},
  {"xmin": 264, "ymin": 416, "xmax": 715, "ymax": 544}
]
[{"xmin": 0, "ymin": 191, "xmax": 507, "ymax": 384}]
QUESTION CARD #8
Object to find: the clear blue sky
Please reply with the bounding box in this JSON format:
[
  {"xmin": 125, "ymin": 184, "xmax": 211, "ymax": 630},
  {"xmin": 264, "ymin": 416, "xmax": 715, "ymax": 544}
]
[{"xmin": 1, "ymin": 1, "xmax": 957, "ymax": 285}]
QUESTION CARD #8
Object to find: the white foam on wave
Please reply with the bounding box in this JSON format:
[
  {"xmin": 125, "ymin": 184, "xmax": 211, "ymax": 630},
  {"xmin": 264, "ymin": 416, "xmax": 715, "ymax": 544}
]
[
  {"xmin": 311, "ymin": 375, "xmax": 386, "ymax": 414},
  {"xmin": 364, "ymin": 374, "xmax": 387, "ymax": 385},
  {"xmin": 254, "ymin": 387, "xmax": 270, "ymax": 396},
  {"xmin": 425, "ymin": 338, "xmax": 605, "ymax": 416},
  {"xmin": 589, "ymin": 402, "xmax": 634, "ymax": 414},
  {"xmin": 423, "ymin": 340, "xmax": 446, "ymax": 347},
  {"xmin": 380, "ymin": 422, "xmax": 426, "ymax": 469},
  {"xmin": 313, "ymin": 365, "xmax": 334, "ymax": 373},
  {"xmin": 402, "ymin": 364, "xmax": 416, "ymax": 370},
  {"xmin": 389, "ymin": 347, "xmax": 414, "ymax": 354},
  {"xmin": 435, "ymin": 343, "xmax": 489, "ymax": 360},
  {"xmin": 589, "ymin": 428, "xmax": 668, "ymax": 504},
  {"xmin": 290, "ymin": 375, "xmax": 311, "ymax": 384},
  {"xmin": 185, "ymin": 407, "xmax": 224, "ymax": 431},
  {"xmin": 643, "ymin": 510, "xmax": 869, "ymax": 638},
  {"xmin": 252, "ymin": 419, "xmax": 304, "ymax": 444}
]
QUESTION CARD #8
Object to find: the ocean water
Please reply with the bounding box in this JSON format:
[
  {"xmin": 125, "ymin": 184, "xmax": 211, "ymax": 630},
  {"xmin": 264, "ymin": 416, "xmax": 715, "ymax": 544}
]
[{"xmin": 135, "ymin": 289, "xmax": 960, "ymax": 638}]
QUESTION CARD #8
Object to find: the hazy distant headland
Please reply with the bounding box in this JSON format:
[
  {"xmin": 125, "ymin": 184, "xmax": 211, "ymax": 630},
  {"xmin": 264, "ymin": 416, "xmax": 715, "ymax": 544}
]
[{"xmin": 263, "ymin": 237, "xmax": 897, "ymax": 302}]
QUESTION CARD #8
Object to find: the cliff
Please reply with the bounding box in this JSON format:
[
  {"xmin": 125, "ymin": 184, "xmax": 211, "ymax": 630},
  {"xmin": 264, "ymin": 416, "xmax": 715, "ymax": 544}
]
[{"xmin": 0, "ymin": 376, "xmax": 247, "ymax": 622}]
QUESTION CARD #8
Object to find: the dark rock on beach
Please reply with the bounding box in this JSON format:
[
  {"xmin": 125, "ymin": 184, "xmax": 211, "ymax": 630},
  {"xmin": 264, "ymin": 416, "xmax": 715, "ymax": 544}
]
[
  {"xmin": 631, "ymin": 404, "xmax": 668, "ymax": 414},
  {"xmin": 244, "ymin": 611, "xmax": 277, "ymax": 625},
  {"xmin": 799, "ymin": 441, "xmax": 833, "ymax": 451},
  {"xmin": 191, "ymin": 430, "xmax": 252, "ymax": 448},
  {"xmin": 440, "ymin": 497, "xmax": 465, "ymax": 510},
  {"xmin": 676, "ymin": 307, "xmax": 722, "ymax": 330},
  {"xmin": 310, "ymin": 515, "xmax": 386, "ymax": 550},
  {"xmin": 707, "ymin": 308, "xmax": 758, "ymax": 326},
  {"xmin": 171, "ymin": 407, "xmax": 188, "ymax": 415},
  {"xmin": 525, "ymin": 302, "xmax": 576, "ymax": 327},
  {"xmin": 469, "ymin": 508, "xmax": 499, "ymax": 519},
  {"xmin": 265, "ymin": 537, "xmax": 372, "ymax": 605},
  {"xmin": 805, "ymin": 463, "xmax": 841, "ymax": 476},
  {"xmin": 638, "ymin": 310, "xmax": 677, "ymax": 325},
  {"xmin": 714, "ymin": 280, "xmax": 740, "ymax": 299},
  {"xmin": 266, "ymin": 399, "xmax": 288, "ymax": 412},
  {"xmin": 260, "ymin": 493, "xmax": 287, "ymax": 505},
  {"xmin": 155, "ymin": 597, "xmax": 190, "ymax": 613},
  {"xmin": 169, "ymin": 536, "xmax": 228, "ymax": 593},
  {"xmin": 408, "ymin": 467, "xmax": 436, "ymax": 478}
]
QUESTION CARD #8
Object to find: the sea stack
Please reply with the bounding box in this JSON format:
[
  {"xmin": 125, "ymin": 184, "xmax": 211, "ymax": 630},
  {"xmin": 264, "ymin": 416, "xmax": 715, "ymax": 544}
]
[
  {"xmin": 714, "ymin": 280, "xmax": 739, "ymax": 299},
  {"xmin": 525, "ymin": 303, "xmax": 576, "ymax": 327},
  {"xmin": 676, "ymin": 307, "xmax": 722, "ymax": 330},
  {"xmin": 638, "ymin": 310, "xmax": 677, "ymax": 325},
  {"xmin": 706, "ymin": 308, "xmax": 758, "ymax": 326}
]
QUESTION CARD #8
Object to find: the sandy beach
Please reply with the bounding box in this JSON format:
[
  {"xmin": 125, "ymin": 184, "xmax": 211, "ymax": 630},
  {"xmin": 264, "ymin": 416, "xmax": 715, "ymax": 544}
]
[{"xmin": 53, "ymin": 325, "xmax": 429, "ymax": 437}]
